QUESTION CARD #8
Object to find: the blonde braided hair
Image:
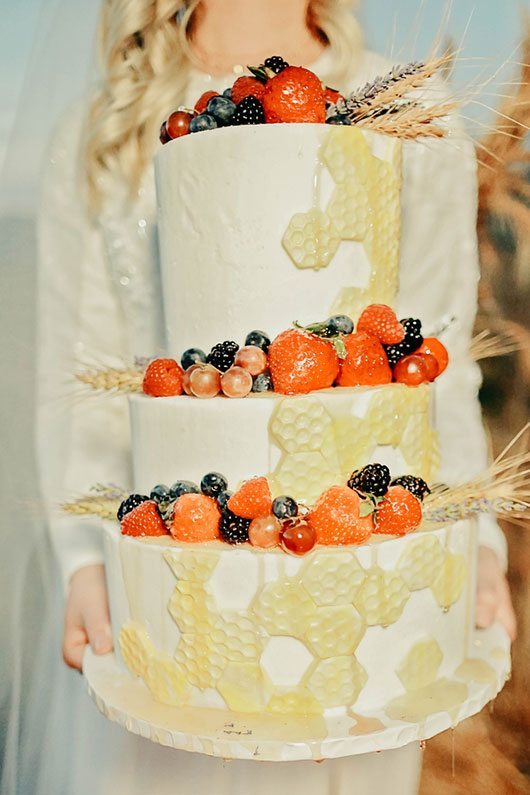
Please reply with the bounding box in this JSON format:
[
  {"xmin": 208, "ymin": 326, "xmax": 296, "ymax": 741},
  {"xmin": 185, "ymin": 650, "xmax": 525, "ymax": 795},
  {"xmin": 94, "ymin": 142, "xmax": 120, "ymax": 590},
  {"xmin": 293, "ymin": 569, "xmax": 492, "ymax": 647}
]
[{"xmin": 85, "ymin": 0, "xmax": 362, "ymax": 214}]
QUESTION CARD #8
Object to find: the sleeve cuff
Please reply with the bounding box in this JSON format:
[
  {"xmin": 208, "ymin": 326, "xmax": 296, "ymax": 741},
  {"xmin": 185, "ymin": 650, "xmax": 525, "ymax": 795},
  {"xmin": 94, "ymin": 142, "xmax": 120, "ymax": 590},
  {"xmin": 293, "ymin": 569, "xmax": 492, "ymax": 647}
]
[
  {"xmin": 476, "ymin": 513, "xmax": 508, "ymax": 572},
  {"xmin": 46, "ymin": 513, "xmax": 105, "ymax": 592}
]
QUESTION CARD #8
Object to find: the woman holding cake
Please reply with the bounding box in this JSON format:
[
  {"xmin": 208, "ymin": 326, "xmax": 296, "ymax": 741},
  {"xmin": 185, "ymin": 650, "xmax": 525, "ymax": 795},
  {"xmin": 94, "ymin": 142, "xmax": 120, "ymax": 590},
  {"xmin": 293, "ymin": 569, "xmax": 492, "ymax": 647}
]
[{"xmin": 35, "ymin": 0, "xmax": 515, "ymax": 793}]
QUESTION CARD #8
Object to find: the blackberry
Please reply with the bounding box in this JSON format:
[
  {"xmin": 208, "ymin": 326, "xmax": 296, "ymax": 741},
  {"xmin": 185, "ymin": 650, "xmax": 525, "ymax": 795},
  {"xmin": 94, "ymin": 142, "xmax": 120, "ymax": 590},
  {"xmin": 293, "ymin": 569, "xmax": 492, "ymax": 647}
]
[
  {"xmin": 252, "ymin": 373, "xmax": 273, "ymax": 392},
  {"xmin": 201, "ymin": 471, "xmax": 228, "ymax": 498},
  {"xmin": 245, "ymin": 329, "xmax": 271, "ymax": 352},
  {"xmin": 117, "ymin": 493, "xmax": 149, "ymax": 521},
  {"xmin": 264, "ymin": 56, "xmax": 289, "ymax": 74},
  {"xmin": 181, "ymin": 347, "xmax": 206, "ymax": 370},
  {"xmin": 233, "ymin": 96, "xmax": 266, "ymax": 126},
  {"xmin": 272, "ymin": 495, "xmax": 298, "ymax": 520},
  {"xmin": 348, "ymin": 464, "xmax": 391, "ymax": 497},
  {"xmin": 220, "ymin": 509, "xmax": 251, "ymax": 544},
  {"xmin": 391, "ymin": 475, "xmax": 430, "ymax": 501},
  {"xmin": 207, "ymin": 340, "xmax": 239, "ymax": 371},
  {"xmin": 384, "ymin": 318, "xmax": 423, "ymax": 367}
]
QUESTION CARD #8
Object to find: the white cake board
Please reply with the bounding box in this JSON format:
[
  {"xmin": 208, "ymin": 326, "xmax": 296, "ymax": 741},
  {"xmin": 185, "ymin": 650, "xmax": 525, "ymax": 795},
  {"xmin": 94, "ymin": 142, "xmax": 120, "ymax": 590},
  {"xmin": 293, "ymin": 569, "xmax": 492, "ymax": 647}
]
[{"xmin": 83, "ymin": 624, "xmax": 511, "ymax": 762}]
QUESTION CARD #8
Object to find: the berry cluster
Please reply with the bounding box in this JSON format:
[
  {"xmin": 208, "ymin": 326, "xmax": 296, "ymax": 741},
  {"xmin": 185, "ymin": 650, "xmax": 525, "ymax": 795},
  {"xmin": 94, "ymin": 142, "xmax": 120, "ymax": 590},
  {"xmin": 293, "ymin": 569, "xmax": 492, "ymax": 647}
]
[
  {"xmin": 118, "ymin": 464, "xmax": 429, "ymax": 553},
  {"xmin": 159, "ymin": 56, "xmax": 345, "ymax": 143},
  {"xmin": 141, "ymin": 306, "xmax": 448, "ymax": 399}
]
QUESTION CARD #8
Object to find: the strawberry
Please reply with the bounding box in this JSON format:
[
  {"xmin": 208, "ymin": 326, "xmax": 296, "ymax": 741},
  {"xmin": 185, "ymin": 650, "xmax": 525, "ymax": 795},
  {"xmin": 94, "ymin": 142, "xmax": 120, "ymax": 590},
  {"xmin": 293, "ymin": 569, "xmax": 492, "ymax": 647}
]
[
  {"xmin": 171, "ymin": 493, "xmax": 221, "ymax": 542},
  {"xmin": 416, "ymin": 338, "xmax": 449, "ymax": 376},
  {"xmin": 143, "ymin": 358, "xmax": 184, "ymax": 397},
  {"xmin": 268, "ymin": 329, "xmax": 339, "ymax": 395},
  {"xmin": 121, "ymin": 501, "xmax": 169, "ymax": 538},
  {"xmin": 325, "ymin": 86, "xmax": 344, "ymax": 106},
  {"xmin": 308, "ymin": 485, "xmax": 373, "ymax": 546},
  {"xmin": 336, "ymin": 332, "xmax": 392, "ymax": 387},
  {"xmin": 231, "ymin": 76, "xmax": 266, "ymax": 104},
  {"xmin": 194, "ymin": 90, "xmax": 218, "ymax": 114},
  {"xmin": 262, "ymin": 66, "xmax": 326, "ymax": 123},
  {"xmin": 228, "ymin": 476, "xmax": 272, "ymax": 519},
  {"xmin": 356, "ymin": 304, "xmax": 405, "ymax": 345},
  {"xmin": 374, "ymin": 485, "xmax": 422, "ymax": 536}
]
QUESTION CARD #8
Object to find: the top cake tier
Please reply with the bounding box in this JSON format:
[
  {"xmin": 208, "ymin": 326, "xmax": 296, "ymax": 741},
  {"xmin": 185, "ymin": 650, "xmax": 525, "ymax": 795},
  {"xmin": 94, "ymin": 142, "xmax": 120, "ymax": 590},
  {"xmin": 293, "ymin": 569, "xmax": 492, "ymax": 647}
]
[{"xmin": 155, "ymin": 124, "xmax": 402, "ymax": 355}]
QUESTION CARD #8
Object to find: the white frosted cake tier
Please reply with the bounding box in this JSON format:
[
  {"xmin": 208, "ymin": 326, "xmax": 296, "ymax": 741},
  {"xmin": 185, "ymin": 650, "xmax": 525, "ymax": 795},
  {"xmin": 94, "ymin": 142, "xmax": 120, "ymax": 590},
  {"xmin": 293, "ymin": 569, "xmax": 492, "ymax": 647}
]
[
  {"xmin": 103, "ymin": 518, "xmax": 479, "ymax": 719},
  {"xmin": 155, "ymin": 124, "xmax": 402, "ymax": 355},
  {"xmin": 129, "ymin": 383, "xmax": 439, "ymax": 500}
]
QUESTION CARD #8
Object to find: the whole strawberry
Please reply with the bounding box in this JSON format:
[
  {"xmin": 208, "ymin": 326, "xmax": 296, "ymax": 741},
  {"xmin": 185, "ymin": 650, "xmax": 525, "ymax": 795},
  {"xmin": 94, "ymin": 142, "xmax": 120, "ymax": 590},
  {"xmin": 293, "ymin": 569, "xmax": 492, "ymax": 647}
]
[
  {"xmin": 227, "ymin": 476, "xmax": 272, "ymax": 519},
  {"xmin": 262, "ymin": 66, "xmax": 326, "ymax": 123},
  {"xmin": 268, "ymin": 329, "xmax": 339, "ymax": 395},
  {"xmin": 143, "ymin": 358, "xmax": 184, "ymax": 397},
  {"xmin": 374, "ymin": 485, "xmax": 422, "ymax": 537},
  {"xmin": 231, "ymin": 76, "xmax": 267, "ymax": 104},
  {"xmin": 121, "ymin": 501, "xmax": 169, "ymax": 538},
  {"xmin": 308, "ymin": 485, "xmax": 373, "ymax": 545},
  {"xmin": 357, "ymin": 304, "xmax": 405, "ymax": 345},
  {"xmin": 171, "ymin": 493, "xmax": 221, "ymax": 542},
  {"xmin": 336, "ymin": 332, "xmax": 392, "ymax": 387}
]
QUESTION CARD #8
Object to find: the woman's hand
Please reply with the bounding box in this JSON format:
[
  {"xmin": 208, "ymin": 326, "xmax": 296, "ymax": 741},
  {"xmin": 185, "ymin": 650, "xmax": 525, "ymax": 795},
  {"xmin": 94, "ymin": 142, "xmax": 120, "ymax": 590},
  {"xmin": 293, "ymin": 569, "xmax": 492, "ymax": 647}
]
[
  {"xmin": 476, "ymin": 546, "xmax": 517, "ymax": 641},
  {"xmin": 63, "ymin": 564, "xmax": 113, "ymax": 671}
]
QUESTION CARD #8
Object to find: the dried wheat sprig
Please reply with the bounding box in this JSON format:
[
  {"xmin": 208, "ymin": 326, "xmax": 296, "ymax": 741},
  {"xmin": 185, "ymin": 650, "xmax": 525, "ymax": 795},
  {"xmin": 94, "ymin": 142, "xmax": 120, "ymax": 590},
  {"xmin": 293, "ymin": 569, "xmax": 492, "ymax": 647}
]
[
  {"xmin": 76, "ymin": 367, "xmax": 144, "ymax": 393},
  {"xmin": 357, "ymin": 102, "xmax": 457, "ymax": 140},
  {"xmin": 62, "ymin": 484, "xmax": 127, "ymax": 521},
  {"xmin": 470, "ymin": 329, "xmax": 523, "ymax": 361}
]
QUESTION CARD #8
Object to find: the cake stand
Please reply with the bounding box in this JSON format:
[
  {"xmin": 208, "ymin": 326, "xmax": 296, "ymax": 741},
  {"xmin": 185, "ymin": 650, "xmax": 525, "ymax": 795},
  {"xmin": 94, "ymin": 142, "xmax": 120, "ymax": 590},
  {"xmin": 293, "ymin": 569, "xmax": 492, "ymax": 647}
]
[{"xmin": 83, "ymin": 623, "xmax": 510, "ymax": 762}]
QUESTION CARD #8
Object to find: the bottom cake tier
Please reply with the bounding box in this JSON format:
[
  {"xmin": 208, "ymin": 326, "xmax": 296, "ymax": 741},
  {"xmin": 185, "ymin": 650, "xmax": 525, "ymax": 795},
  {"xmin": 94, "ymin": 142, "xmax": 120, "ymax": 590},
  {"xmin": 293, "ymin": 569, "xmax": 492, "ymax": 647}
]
[{"xmin": 103, "ymin": 519, "xmax": 484, "ymax": 719}]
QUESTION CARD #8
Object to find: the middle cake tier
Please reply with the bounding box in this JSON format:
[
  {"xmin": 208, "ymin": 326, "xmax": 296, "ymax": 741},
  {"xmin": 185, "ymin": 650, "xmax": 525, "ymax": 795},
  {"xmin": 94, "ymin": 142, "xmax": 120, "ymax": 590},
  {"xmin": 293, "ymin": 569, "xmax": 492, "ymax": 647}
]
[{"xmin": 130, "ymin": 383, "xmax": 440, "ymax": 501}]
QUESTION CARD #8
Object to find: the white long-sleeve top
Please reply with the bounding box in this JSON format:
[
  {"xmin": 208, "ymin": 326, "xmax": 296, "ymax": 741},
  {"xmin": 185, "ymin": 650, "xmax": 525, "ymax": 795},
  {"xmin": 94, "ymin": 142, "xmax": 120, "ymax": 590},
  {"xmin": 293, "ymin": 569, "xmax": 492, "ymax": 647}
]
[{"xmin": 36, "ymin": 50, "xmax": 507, "ymax": 589}]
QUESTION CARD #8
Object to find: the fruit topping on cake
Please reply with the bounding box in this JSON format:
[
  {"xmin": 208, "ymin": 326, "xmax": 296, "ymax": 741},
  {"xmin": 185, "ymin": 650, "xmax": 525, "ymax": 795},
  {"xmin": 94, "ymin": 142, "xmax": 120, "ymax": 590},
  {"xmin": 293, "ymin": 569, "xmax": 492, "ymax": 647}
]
[
  {"xmin": 348, "ymin": 463, "xmax": 391, "ymax": 498},
  {"xmin": 393, "ymin": 353, "xmax": 431, "ymax": 386},
  {"xmin": 118, "ymin": 493, "xmax": 150, "ymax": 521},
  {"xmin": 180, "ymin": 347, "xmax": 207, "ymax": 370},
  {"xmin": 188, "ymin": 364, "xmax": 222, "ymax": 398},
  {"xmin": 373, "ymin": 485, "xmax": 423, "ymax": 537},
  {"xmin": 262, "ymin": 55, "xmax": 290, "ymax": 74},
  {"xmin": 248, "ymin": 515, "xmax": 282, "ymax": 548},
  {"xmin": 308, "ymin": 486, "xmax": 374, "ymax": 546},
  {"xmin": 200, "ymin": 471, "xmax": 229, "ymax": 498},
  {"xmin": 169, "ymin": 480, "xmax": 200, "ymax": 499},
  {"xmin": 220, "ymin": 366, "xmax": 253, "ymax": 397},
  {"xmin": 219, "ymin": 510, "xmax": 251, "ymax": 544},
  {"xmin": 227, "ymin": 476, "xmax": 273, "ymax": 519},
  {"xmin": 251, "ymin": 373, "xmax": 273, "ymax": 392},
  {"xmin": 261, "ymin": 65, "xmax": 327, "ymax": 124},
  {"xmin": 336, "ymin": 332, "xmax": 392, "ymax": 387},
  {"xmin": 268, "ymin": 328, "xmax": 340, "ymax": 394},
  {"xmin": 194, "ymin": 90, "xmax": 219, "ymax": 114},
  {"xmin": 280, "ymin": 517, "xmax": 317, "ymax": 555},
  {"xmin": 142, "ymin": 358, "xmax": 184, "ymax": 397},
  {"xmin": 245, "ymin": 329, "xmax": 271, "ymax": 351},
  {"xmin": 120, "ymin": 500, "xmax": 169, "ymax": 538},
  {"xmin": 391, "ymin": 475, "xmax": 430, "ymax": 501},
  {"xmin": 234, "ymin": 346, "xmax": 268, "ymax": 376},
  {"xmin": 231, "ymin": 76, "xmax": 267, "ymax": 104},
  {"xmin": 233, "ymin": 96, "xmax": 266, "ymax": 125},
  {"xmin": 271, "ymin": 495, "xmax": 299, "ymax": 519},
  {"xmin": 384, "ymin": 318, "xmax": 424, "ymax": 367},
  {"xmin": 207, "ymin": 340, "xmax": 240, "ymax": 372},
  {"xmin": 356, "ymin": 304, "xmax": 405, "ymax": 345},
  {"xmin": 171, "ymin": 493, "xmax": 221, "ymax": 542},
  {"xmin": 416, "ymin": 337, "xmax": 449, "ymax": 376}
]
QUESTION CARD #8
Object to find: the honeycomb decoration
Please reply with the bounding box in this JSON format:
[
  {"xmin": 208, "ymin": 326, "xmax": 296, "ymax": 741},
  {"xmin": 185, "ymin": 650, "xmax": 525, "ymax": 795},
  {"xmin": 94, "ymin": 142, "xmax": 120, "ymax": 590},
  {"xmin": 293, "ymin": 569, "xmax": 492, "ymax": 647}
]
[
  {"xmin": 396, "ymin": 638, "xmax": 444, "ymax": 691},
  {"xmin": 305, "ymin": 605, "xmax": 365, "ymax": 658},
  {"xmin": 145, "ymin": 653, "xmax": 190, "ymax": 705},
  {"xmin": 270, "ymin": 397, "xmax": 334, "ymax": 455},
  {"xmin": 252, "ymin": 579, "xmax": 317, "ymax": 636},
  {"xmin": 168, "ymin": 579, "xmax": 215, "ymax": 633},
  {"xmin": 119, "ymin": 622, "xmax": 155, "ymax": 679},
  {"xmin": 431, "ymin": 553, "xmax": 467, "ymax": 610},
  {"xmin": 354, "ymin": 567, "xmax": 410, "ymax": 627},
  {"xmin": 282, "ymin": 209, "xmax": 340, "ymax": 270},
  {"xmin": 174, "ymin": 632, "xmax": 224, "ymax": 690},
  {"xmin": 300, "ymin": 551, "xmax": 366, "ymax": 606},
  {"xmin": 272, "ymin": 451, "xmax": 340, "ymax": 504},
  {"xmin": 163, "ymin": 548, "xmax": 219, "ymax": 582},
  {"xmin": 308, "ymin": 656, "xmax": 368, "ymax": 708},
  {"xmin": 398, "ymin": 535, "xmax": 445, "ymax": 591},
  {"xmin": 209, "ymin": 612, "xmax": 263, "ymax": 663},
  {"xmin": 217, "ymin": 661, "xmax": 268, "ymax": 712},
  {"xmin": 266, "ymin": 688, "xmax": 322, "ymax": 715},
  {"xmin": 327, "ymin": 182, "xmax": 370, "ymax": 240}
]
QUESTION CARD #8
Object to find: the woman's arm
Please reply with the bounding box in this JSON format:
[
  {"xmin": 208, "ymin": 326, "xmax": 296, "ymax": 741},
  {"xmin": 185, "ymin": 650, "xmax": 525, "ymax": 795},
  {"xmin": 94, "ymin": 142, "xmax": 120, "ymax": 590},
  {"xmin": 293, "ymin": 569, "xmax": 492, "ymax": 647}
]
[{"xmin": 36, "ymin": 109, "xmax": 133, "ymax": 665}]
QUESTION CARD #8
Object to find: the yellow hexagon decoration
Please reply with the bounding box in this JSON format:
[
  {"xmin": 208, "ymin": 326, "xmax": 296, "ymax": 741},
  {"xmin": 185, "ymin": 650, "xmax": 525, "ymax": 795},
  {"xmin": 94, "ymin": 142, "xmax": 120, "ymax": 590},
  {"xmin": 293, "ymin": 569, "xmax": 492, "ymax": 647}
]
[
  {"xmin": 431, "ymin": 553, "xmax": 467, "ymax": 610},
  {"xmin": 305, "ymin": 605, "xmax": 365, "ymax": 658},
  {"xmin": 174, "ymin": 632, "xmax": 224, "ymax": 690},
  {"xmin": 396, "ymin": 638, "xmax": 444, "ymax": 692},
  {"xmin": 145, "ymin": 653, "xmax": 190, "ymax": 705},
  {"xmin": 164, "ymin": 549, "xmax": 219, "ymax": 582},
  {"xmin": 270, "ymin": 397, "xmax": 333, "ymax": 455},
  {"xmin": 327, "ymin": 181, "xmax": 370, "ymax": 240},
  {"xmin": 333, "ymin": 415, "xmax": 375, "ymax": 479},
  {"xmin": 354, "ymin": 567, "xmax": 410, "ymax": 627},
  {"xmin": 398, "ymin": 534, "xmax": 445, "ymax": 591},
  {"xmin": 272, "ymin": 451, "xmax": 340, "ymax": 505},
  {"xmin": 366, "ymin": 385, "xmax": 411, "ymax": 447},
  {"xmin": 282, "ymin": 209, "xmax": 340, "ymax": 270},
  {"xmin": 252, "ymin": 579, "xmax": 316, "ymax": 636},
  {"xmin": 308, "ymin": 656, "xmax": 367, "ymax": 708},
  {"xmin": 167, "ymin": 580, "xmax": 215, "ymax": 633},
  {"xmin": 301, "ymin": 551, "xmax": 366, "ymax": 606},
  {"xmin": 217, "ymin": 661, "xmax": 268, "ymax": 712},
  {"xmin": 266, "ymin": 688, "xmax": 322, "ymax": 715},
  {"xmin": 209, "ymin": 612, "xmax": 262, "ymax": 663},
  {"xmin": 119, "ymin": 622, "xmax": 155, "ymax": 679},
  {"xmin": 321, "ymin": 127, "xmax": 375, "ymax": 184}
]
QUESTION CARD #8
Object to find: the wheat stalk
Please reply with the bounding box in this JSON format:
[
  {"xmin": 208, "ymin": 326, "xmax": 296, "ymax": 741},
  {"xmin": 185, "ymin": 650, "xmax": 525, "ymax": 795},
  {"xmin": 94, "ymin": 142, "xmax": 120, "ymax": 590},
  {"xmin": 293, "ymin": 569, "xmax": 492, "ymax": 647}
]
[
  {"xmin": 470, "ymin": 329, "xmax": 523, "ymax": 361},
  {"xmin": 357, "ymin": 102, "xmax": 457, "ymax": 139},
  {"xmin": 62, "ymin": 484, "xmax": 127, "ymax": 521},
  {"xmin": 76, "ymin": 367, "xmax": 144, "ymax": 393}
]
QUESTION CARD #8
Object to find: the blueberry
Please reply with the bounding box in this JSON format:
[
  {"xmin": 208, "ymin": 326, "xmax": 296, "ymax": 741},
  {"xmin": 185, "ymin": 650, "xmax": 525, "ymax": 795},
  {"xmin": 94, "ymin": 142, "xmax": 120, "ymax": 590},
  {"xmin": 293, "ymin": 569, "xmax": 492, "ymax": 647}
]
[
  {"xmin": 150, "ymin": 484, "xmax": 171, "ymax": 503},
  {"xmin": 189, "ymin": 113, "xmax": 218, "ymax": 133},
  {"xmin": 117, "ymin": 494, "xmax": 149, "ymax": 521},
  {"xmin": 181, "ymin": 347, "xmax": 207, "ymax": 370},
  {"xmin": 272, "ymin": 495, "xmax": 298, "ymax": 520},
  {"xmin": 245, "ymin": 330, "xmax": 271, "ymax": 352},
  {"xmin": 201, "ymin": 471, "xmax": 228, "ymax": 498},
  {"xmin": 169, "ymin": 480, "xmax": 199, "ymax": 499},
  {"xmin": 217, "ymin": 490, "xmax": 233, "ymax": 512},
  {"xmin": 206, "ymin": 95, "xmax": 236, "ymax": 125},
  {"xmin": 223, "ymin": 87, "xmax": 233, "ymax": 99},
  {"xmin": 327, "ymin": 115, "xmax": 350, "ymax": 125},
  {"xmin": 326, "ymin": 314, "xmax": 354, "ymax": 335},
  {"xmin": 252, "ymin": 373, "xmax": 273, "ymax": 393}
]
